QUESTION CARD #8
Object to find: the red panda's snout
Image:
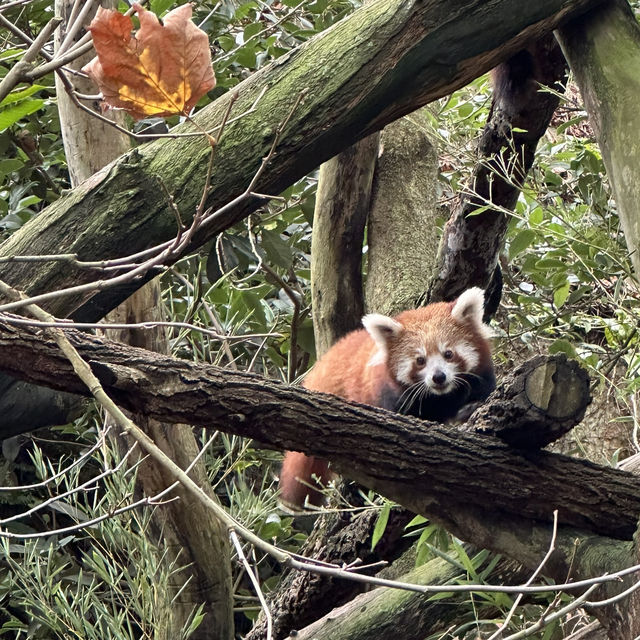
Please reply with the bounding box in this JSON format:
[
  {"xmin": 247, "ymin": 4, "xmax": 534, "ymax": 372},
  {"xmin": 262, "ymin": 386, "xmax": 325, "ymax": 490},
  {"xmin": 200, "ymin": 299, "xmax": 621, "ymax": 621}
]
[{"xmin": 422, "ymin": 357, "xmax": 455, "ymax": 395}]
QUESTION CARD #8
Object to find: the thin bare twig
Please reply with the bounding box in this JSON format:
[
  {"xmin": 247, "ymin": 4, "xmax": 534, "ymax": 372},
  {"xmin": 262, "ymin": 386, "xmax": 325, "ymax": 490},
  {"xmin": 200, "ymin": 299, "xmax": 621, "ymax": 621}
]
[
  {"xmin": 231, "ymin": 530, "xmax": 273, "ymax": 640},
  {"xmin": 487, "ymin": 511, "xmax": 559, "ymax": 639},
  {"xmin": 0, "ymin": 0, "xmax": 34, "ymax": 11},
  {"xmin": 0, "ymin": 15, "xmax": 61, "ymax": 102},
  {"xmin": 0, "ymin": 427, "xmax": 111, "ymax": 491},
  {"xmin": 0, "ymin": 312, "xmax": 279, "ymax": 342},
  {"xmin": 501, "ymin": 584, "xmax": 600, "ymax": 640},
  {"xmin": 0, "ymin": 444, "xmax": 139, "ymax": 525},
  {"xmin": 64, "ymin": 0, "xmax": 85, "ymax": 35},
  {"xmin": 56, "ymin": 0, "xmax": 98, "ymax": 54}
]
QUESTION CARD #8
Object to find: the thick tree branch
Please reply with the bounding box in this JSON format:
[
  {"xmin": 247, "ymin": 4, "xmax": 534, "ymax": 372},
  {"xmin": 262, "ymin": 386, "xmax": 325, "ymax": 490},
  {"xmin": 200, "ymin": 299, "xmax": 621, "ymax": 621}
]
[
  {"xmin": 0, "ymin": 0, "xmax": 603, "ymax": 323},
  {"xmin": 311, "ymin": 134, "xmax": 378, "ymax": 354},
  {"xmin": 0, "ymin": 317, "xmax": 637, "ymax": 541},
  {"xmin": 426, "ymin": 35, "xmax": 569, "ymax": 306}
]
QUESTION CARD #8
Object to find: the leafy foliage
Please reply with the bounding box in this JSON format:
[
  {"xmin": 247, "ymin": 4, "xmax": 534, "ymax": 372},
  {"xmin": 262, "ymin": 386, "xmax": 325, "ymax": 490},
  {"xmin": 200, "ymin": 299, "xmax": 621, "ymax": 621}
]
[
  {"xmin": 2, "ymin": 0, "xmax": 638, "ymax": 638},
  {"xmin": 0, "ymin": 426, "xmax": 194, "ymax": 639}
]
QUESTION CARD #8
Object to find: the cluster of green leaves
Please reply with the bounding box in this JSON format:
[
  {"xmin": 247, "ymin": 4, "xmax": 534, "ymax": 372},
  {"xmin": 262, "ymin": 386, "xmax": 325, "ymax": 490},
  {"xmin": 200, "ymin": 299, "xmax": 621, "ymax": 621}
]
[
  {"xmin": 0, "ymin": 1, "xmax": 71, "ymax": 232},
  {"xmin": 432, "ymin": 72, "xmax": 638, "ymax": 412},
  {"xmin": 0, "ymin": 81, "xmax": 67, "ymax": 235},
  {"xmin": 505, "ymin": 142, "xmax": 638, "ymax": 372}
]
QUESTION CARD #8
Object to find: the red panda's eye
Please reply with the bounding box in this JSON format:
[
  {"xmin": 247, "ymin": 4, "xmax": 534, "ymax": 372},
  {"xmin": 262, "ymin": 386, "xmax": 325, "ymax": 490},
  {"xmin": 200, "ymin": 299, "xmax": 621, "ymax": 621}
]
[
  {"xmin": 416, "ymin": 356, "xmax": 426, "ymax": 367},
  {"xmin": 443, "ymin": 349, "xmax": 454, "ymax": 360}
]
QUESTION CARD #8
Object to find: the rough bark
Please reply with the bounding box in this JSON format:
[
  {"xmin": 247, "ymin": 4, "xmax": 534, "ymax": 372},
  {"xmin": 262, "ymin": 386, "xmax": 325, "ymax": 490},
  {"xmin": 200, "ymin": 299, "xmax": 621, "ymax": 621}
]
[
  {"xmin": 1, "ymin": 319, "xmax": 638, "ymax": 543},
  {"xmin": 293, "ymin": 529, "xmax": 628, "ymax": 640},
  {"xmin": 557, "ymin": 6, "xmax": 640, "ymax": 636},
  {"xmin": 246, "ymin": 507, "xmax": 410, "ymax": 640},
  {"xmin": 0, "ymin": 0, "xmax": 604, "ymax": 323},
  {"xmin": 293, "ymin": 552, "xmax": 493, "ymax": 640},
  {"xmin": 463, "ymin": 353, "xmax": 590, "ymax": 448},
  {"xmin": 365, "ymin": 112, "xmax": 440, "ymax": 315},
  {"xmin": 426, "ymin": 35, "xmax": 569, "ymax": 305},
  {"xmin": 557, "ymin": 0, "xmax": 640, "ymax": 278},
  {"xmin": 310, "ymin": 134, "xmax": 378, "ymax": 355}
]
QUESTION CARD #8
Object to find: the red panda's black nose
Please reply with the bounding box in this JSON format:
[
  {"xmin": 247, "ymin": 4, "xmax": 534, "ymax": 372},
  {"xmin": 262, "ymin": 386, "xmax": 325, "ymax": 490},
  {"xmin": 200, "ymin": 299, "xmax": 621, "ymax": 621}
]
[{"xmin": 432, "ymin": 371, "xmax": 447, "ymax": 385}]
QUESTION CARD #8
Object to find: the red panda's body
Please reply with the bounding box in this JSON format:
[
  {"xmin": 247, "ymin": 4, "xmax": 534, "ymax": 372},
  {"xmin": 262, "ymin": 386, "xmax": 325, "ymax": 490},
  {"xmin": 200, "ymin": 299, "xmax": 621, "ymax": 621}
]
[{"xmin": 279, "ymin": 288, "xmax": 495, "ymax": 511}]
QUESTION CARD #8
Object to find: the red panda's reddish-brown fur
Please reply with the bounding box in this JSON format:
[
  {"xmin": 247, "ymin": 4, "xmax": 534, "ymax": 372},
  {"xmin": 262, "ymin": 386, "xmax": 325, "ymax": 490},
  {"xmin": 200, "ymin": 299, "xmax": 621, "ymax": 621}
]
[{"xmin": 279, "ymin": 287, "xmax": 495, "ymax": 511}]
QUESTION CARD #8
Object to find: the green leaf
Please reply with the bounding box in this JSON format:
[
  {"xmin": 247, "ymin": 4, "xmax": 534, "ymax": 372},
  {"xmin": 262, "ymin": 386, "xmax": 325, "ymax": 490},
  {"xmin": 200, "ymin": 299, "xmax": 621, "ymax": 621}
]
[
  {"xmin": 296, "ymin": 318, "xmax": 316, "ymax": 356},
  {"xmin": 452, "ymin": 540, "xmax": 477, "ymax": 579},
  {"xmin": 428, "ymin": 591, "xmax": 455, "ymax": 601},
  {"xmin": 457, "ymin": 102, "xmax": 473, "ymax": 118},
  {"xmin": 465, "ymin": 204, "xmax": 490, "ymax": 217},
  {"xmin": 261, "ymin": 229, "xmax": 293, "ymax": 269},
  {"xmin": 17, "ymin": 194, "xmax": 41, "ymax": 210},
  {"xmin": 150, "ymin": 0, "xmax": 175, "ymax": 15},
  {"xmin": 509, "ymin": 229, "xmax": 536, "ymax": 260},
  {"xmin": 0, "ymin": 48, "xmax": 23, "ymax": 61},
  {"xmin": 0, "ymin": 158, "xmax": 23, "ymax": 176},
  {"xmin": 549, "ymin": 339, "xmax": 577, "ymax": 358},
  {"xmin": 553, "ymin": 281, "xmax": 571, "ymax": 308},
  {"xmin": 529, "ymin": 207, "xmax": 544, "ymax": 226},
  {"xmin": 535, "ymin": 257, "xmax": 565, "ymax": 271},
  {"xmin": 405, "ymin": 514, "xmax": 428, "ymax": 528},
  {"xmin": 235, "ymin": 46, "xmax": 257, "ymax": 69},
  {"xmin": 556, "ymin": 114, "xmax": 587, "ymax": 134},
  {"xmin": 371, "ymin": 502, "xmax": 391, "ymax": 551},
  {"xmin": 244, "ymin": 21, "xmax": 263, "ymax": 40},
  {"xmin": 0, "ymin": 99, "xmax": 44, "ymax": 131},
  {"xmin": 0, "ymin": 85, "xmax": 47, "ymax": 106}
]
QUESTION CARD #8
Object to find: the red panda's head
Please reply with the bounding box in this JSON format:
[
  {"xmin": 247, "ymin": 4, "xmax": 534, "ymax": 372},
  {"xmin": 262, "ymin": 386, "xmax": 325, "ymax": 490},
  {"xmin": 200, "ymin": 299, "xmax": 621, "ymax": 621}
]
[{"xmin": 362, "ymin": 288, "xmax": 493, "ymax": 397}]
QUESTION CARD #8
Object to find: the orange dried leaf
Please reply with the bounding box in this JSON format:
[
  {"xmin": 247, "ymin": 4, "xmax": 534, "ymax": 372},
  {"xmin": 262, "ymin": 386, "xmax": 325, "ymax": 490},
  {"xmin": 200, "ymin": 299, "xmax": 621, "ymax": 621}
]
[{"xmin": 82, "ymin": 3, "xmax": 215, "ymax": 120}]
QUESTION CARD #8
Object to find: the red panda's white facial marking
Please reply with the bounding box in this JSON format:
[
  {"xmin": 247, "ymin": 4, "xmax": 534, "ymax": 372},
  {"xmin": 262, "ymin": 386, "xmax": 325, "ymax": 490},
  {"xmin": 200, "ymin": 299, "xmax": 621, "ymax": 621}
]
[
  {"xmin": 363, "ymin": 288, "xmax": 491, "ymax": 396},
  {"xmin": 451, "ymin": 341, "xmax": 480, "ymax": 371},
  {"xmin": 364, "ymin": 301, "xmax": 489, "ymax": 396},
  {"xmin": 362, "ymin": 313, "xmax": 403, "ymax": 366},
  {"xmin": 406, "ymin": 342, "xmax": 478, "ymax": 396}
]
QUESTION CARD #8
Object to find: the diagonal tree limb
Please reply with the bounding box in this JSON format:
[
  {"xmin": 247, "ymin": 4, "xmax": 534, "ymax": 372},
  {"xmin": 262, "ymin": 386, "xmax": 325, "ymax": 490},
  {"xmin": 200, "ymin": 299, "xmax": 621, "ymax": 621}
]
[{"xmin": 0, "ymin": 0, "xmax": 604, "ymax": 323}]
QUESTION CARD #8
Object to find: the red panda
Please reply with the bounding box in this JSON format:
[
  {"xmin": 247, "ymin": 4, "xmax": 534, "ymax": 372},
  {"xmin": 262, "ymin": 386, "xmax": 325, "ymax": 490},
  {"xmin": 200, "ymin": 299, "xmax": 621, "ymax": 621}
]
[{"xmin": 279, "ymin": 287, "xmax": 495, "ymax": 511}]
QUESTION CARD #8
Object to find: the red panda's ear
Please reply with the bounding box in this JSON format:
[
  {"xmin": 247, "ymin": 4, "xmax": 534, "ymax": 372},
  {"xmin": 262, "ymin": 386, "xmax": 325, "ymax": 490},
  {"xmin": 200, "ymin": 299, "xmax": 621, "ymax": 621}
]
[
  {"xmin": 451, "ymin": 287, "xmax": 486, "ymax": 327},
  {"xmin": 362, "ymin": 313, "xmax": 403, "ymax": 364}
]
